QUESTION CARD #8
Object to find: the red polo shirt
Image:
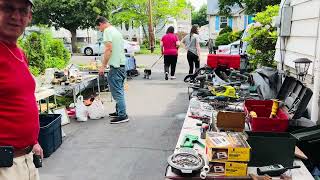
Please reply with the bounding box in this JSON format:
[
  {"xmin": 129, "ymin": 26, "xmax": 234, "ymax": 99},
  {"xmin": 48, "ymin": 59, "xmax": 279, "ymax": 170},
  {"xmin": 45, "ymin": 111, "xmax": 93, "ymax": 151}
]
[{"xmin": 0, "ymin": 41, "xmax": 39, "ymax": 149}]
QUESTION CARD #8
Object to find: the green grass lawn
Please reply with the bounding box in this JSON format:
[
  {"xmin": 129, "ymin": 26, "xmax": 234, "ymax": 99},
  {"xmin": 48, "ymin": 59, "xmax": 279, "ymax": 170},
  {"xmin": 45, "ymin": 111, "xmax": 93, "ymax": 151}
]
[{"xmin": 136, "ymin": 47, "xmax": 161, "ymax": 55}]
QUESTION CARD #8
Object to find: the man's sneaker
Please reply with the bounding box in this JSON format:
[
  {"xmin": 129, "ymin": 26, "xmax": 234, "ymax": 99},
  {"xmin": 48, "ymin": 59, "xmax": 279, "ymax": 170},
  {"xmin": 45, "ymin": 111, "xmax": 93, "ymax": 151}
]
[
  {"xmin": 110, "ymin": 115, "xmax": 129, "ymax": 124},
  {"xmin": 109, "ymin": 112, "xmax": 118, "ymax": 118},
  {"xmin": 165, "ymin": 73, "xmax": 168, "ymax": 80},
  {"xmin": 170, "ymin": 76, "xmax": 176, "ymax": 79}
]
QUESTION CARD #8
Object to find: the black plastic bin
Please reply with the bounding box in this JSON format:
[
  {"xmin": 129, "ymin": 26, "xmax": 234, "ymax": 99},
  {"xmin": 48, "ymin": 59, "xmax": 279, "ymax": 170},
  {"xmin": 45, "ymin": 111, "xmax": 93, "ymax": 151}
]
[
  {"xmin": 292, "ymin": 126, "xmax": 320, "ymax": 165},
  {"xmin": 39, "ymin": 114, "xmax": 62, "ymax": 158},
  {"xmin": 246, "ymin": 132, "xmax": 296, "ymax": 167}
]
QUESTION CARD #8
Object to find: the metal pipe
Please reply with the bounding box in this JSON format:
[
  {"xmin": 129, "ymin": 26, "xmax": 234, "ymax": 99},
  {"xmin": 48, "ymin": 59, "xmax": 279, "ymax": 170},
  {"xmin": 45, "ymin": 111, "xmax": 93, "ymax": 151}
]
[{"xmin": 311, "ymin": 8, "xmax": 320, "ymax": 124}]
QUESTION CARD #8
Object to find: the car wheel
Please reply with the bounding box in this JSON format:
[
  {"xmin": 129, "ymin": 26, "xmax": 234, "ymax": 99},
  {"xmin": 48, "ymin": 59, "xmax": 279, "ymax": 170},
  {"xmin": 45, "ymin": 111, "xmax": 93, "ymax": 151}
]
[{"xmin": 84, "ymin": 48, "xmax": 93, "ymax": 56}]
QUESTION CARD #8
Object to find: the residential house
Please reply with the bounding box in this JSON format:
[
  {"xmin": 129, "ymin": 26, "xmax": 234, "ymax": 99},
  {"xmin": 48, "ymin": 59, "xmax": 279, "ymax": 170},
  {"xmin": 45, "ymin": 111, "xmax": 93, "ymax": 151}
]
[
  {"xmin": 177, "ymin": 8, "xmax": 192, "ymax": 33},
  {"xmin": 274, "ymin": 0, "xmax": 320, "ymax": 124},
  {"xmin": 206, "ymin": 0, "xmax": 254, "ymax": 39},
  {"xmin": 156, "ymin": 8, "xmax": 192, "ymax": 39}
]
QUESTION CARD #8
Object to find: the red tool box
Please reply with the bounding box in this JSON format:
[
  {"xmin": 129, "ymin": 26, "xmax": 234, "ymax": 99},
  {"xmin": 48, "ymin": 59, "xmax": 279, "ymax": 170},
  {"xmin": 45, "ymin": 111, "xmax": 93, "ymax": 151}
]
[
  {"xmin": 244, "ymin": 100, "xmax": 289, "ymax": 132},
  {"xmin": 207, "ymin": 54, "xmax": 240, "ymax": 69}
]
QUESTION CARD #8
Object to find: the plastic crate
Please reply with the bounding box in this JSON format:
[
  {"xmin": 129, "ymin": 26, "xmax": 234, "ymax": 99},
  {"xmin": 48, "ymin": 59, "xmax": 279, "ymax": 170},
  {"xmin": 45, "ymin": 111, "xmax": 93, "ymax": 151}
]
[
  {"xmin": 207, "ymin": 54, "xmax": 240, "ymax": 69},
  {"xmin": 39, "ymin": 114, "xmax": 62, "ymax": 158},
  {"xmin": 244, "ymin": 100, "xmax": 289, "ymax": 132},
  {"xmin": 246, "ymin": 131, "xmax": 296, "ymax": 167}
]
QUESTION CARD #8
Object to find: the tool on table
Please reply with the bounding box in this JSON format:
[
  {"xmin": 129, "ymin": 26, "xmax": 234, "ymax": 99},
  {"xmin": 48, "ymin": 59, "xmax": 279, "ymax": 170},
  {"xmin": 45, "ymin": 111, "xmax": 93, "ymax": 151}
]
[
  {"xmin": 167, "ymin": 148, "xmax": 205, "ymax": 175},
  {"xmin": 181, "ymin": 134, "xmax": 205, "ymax": 148},
  {"xmin": 195, "ymin": 74, "xmax": 214, "ymax": 88},
  {"xmin": 200, "ymin": 124, "xmax": 209, "ymax": 139},
  {"xmin": 188, "ymin": 115, "xmax": 211, "ymax": 123},
  {"xmin": 250, "ymin": 111, "xmax": 258, "ymax": 118},
  {"xmin": 209, "ymin": 85, "xmax": 238, "ymax": 99},
  {"xmin": 257, "ymin": 164, "xmax": 301, "ymax": 177},
  {"xmin": 269, "ymin": 99, "xmax": 280, "ymax": 118},
  {"xmin": 199, "ymin": 153, "xmax": 210, "ymax": 179}
]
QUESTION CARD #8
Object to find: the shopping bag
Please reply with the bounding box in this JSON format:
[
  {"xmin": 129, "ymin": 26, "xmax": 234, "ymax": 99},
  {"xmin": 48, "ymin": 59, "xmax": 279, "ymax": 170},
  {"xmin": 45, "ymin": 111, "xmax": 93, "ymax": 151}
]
[
  {"xmin": 75, "ymin": 95, "xmax": 88, "ymax": 122},
  {"xmin": 87, "ymin": 98, "xmax": 106, "ymax": 119}
]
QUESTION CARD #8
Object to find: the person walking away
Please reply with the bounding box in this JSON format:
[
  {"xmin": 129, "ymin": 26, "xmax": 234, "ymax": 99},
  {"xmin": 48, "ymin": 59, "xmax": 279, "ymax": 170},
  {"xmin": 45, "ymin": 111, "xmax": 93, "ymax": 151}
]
[
  {"xmin": 160, "ymin": 26, "xmax": 180, "ymax": 80},
  {"xmin": 97, "ymin": 16, "xmax": 129, "ymax": 124},
  {"xmin": 182, "ymin": 24, "xmax": 201, "ymax": 75},
  {"xmin": 0, "ymin": 0, "xmax": 43, "ymax": 180}
]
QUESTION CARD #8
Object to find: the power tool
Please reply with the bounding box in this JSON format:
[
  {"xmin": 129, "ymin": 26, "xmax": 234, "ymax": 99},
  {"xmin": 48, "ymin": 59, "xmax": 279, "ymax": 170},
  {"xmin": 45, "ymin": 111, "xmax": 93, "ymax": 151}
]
[{"xmin": 180, "ymin": 134, "xmax": 205, "ymax": 148}]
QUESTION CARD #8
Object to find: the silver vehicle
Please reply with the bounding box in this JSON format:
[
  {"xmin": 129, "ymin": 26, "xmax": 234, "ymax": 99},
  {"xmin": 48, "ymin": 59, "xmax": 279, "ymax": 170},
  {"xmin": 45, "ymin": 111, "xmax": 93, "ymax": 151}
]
[{"xmin": 81, "ymin": 40, "xmax": 140, "ymax": 56}]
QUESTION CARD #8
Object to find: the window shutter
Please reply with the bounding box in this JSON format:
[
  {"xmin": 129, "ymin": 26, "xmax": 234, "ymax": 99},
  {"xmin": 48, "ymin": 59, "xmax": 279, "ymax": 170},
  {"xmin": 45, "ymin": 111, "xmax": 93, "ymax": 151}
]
[
  {"xmin": 215, "ymin": 16, "xmax": 220, "ymax": 31},
  {"xmin": 228, "ymin": 17, "xmax": 233, "ymax": 29}
]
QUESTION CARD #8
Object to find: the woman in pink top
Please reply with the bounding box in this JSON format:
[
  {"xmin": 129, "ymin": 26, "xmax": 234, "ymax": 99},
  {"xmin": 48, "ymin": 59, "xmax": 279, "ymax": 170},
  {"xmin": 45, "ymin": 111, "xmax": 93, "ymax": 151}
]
[{"xmin": 161, "ymin": 26, "xmax": 180, "ymax": 80}]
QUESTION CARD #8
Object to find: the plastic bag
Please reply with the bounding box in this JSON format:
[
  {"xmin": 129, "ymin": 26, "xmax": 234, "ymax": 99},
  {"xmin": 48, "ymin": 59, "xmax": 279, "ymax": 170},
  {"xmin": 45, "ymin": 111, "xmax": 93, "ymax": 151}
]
[
  {"xmin": 75, "ymin": 95, "xmax": 88, "ymax": 122},
  {"xmin": 87, "ymin": 98, "xmax": 106, "ymax": 119}
]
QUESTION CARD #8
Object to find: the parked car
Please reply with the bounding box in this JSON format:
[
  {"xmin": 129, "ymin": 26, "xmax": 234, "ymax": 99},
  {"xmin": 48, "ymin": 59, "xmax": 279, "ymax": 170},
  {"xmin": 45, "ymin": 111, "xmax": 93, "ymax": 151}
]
[
  {"xmin": 216, "ymin": 27, "xmax": 250, "ymax": 55},
  {"xmin": 81, "ymin": 40, "xmax": 140, "ymax": 56},
  {"xmin": 216, "ymin": 40, "xmax": 241, "ymax": 55}
]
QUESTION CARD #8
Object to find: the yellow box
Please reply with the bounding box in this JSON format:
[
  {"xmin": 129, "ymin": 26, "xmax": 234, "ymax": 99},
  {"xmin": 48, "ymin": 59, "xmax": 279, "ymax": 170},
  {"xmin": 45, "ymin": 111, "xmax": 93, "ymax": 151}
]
[
  {"xmin": 208, "ymin": 161, "xmax": 248, "ymax": 177},
  {"xmin": 206, "ymin": 132, "xmax": 250, "ymax": 162}
]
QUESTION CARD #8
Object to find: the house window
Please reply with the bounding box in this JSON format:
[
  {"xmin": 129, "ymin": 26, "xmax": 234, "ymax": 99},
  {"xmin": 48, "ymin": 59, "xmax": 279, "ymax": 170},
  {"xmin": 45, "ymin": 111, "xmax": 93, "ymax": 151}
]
[{"xmin": 220, "ymin": 16, "xmax": 228, "ymax": 29}]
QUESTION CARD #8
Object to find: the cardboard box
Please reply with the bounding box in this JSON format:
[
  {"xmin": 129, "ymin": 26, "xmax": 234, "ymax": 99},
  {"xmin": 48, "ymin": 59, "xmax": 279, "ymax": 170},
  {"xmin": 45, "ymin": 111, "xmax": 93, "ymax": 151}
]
[
  {"xmin": 206, "ymin": 132, "xmax": 250, "ymax": 162},
  {"xmin": 216, "ymin": 111, "xmax": 245, "ymax": 132},
  {"xmin": 208, "ymin": 161, "xmax": 248, "ymax": 177}
]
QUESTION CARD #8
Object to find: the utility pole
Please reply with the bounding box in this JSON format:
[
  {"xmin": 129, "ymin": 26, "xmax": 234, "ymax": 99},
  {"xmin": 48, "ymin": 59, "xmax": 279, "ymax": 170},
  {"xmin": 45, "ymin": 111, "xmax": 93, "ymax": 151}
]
[{"xmin": 148, "ymin": 0, "xmax": 155, "ymax": 53}]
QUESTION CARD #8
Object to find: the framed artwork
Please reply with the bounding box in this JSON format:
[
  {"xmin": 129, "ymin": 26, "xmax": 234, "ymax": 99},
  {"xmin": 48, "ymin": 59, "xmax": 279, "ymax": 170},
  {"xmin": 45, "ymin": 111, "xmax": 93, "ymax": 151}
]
[{"xmin": 52, "ymin": 107, "xmax": 70, "ymax": 126}]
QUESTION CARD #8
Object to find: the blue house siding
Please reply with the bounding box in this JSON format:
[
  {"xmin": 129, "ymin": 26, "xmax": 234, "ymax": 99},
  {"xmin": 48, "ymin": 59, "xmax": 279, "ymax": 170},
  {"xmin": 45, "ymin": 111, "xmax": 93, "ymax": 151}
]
[
  {"xmin": 215, "ymin": 16, "xmax": 220, "ymax": 31},
  {"xmin": 244, "ymin": 15, "xmax": 248, "ymax": 29},
  {"xmin": 228, "ymin": 17, "xmax": 233, "ymax": 29},
  {"xmin": 248, "ymin": 15, "xmax": 255, "ymax": 24}
]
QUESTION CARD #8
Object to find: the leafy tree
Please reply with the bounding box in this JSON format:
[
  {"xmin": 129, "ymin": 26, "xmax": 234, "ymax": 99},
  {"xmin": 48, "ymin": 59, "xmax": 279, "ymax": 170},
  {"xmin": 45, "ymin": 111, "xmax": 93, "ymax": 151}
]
[
  {"xmin": 244, "ymin": 5, "xmax": 279, "ymax": 68},
  {"xmin": 111, "ymin": 0, "xmax": 188, "ymax": 39},
  {"xmin": 32, "ymin": 0, "xmax": 115, "ymax": 52},
  {"xmin": 192, "ymin": 5, "xmax": 208, "ymax": 27},
  {"xmin": 218, "ymin": 0, "xmax": 281, "ymax": 15}
]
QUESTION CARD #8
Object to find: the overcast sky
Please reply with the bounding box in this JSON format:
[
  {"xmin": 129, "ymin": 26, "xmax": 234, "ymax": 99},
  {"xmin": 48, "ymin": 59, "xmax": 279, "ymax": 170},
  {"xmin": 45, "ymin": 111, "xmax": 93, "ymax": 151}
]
[{"xmin": 188, "ymin": 0, "xmax": 207, "ymax": 11}]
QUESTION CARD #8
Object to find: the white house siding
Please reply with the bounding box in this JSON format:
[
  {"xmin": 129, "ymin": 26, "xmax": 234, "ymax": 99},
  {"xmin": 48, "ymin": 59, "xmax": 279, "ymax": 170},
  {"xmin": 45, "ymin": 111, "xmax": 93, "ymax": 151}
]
[
  {"xmin": 177, "ymin": 8, "xmax": 192, "ymax": 33},
  {"xmin": 275, "ymin": 0, "xmax": 320, "ymax": 77},
  {"xmin": 233, "ymin": 16, "xmax": 239, "ymax": 31},
  {"xmin": 199, "ymin": 24, "xmax": 210, "ymax": 42},
  {"xmin": 274, "ymin": 0, "xmax": 320, "ymax": 123}
]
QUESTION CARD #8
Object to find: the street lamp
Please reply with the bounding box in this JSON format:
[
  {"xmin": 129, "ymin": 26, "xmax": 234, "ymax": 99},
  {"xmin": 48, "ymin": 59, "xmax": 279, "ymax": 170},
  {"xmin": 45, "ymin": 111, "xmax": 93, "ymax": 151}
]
[{"xmin": 293, "ymin": 58, "xmax": 312, "ymax": 81}]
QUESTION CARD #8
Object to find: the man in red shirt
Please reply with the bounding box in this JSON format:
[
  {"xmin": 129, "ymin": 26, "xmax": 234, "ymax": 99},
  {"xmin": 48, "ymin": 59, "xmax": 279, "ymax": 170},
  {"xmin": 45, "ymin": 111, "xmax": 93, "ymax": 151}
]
[{"xmin": 0, "ymin": 0, "xmax": 43, "ymax": 179}]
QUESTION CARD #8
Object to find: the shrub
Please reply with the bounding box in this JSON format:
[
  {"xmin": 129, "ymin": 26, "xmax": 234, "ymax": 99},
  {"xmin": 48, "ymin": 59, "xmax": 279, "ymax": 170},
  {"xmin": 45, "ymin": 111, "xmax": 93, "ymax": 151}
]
[
  {"xmin": 219, "ymin": 26, "xmax": 232, "ymax": 35},
  {"xmin": 215, "ymin": 32, "xmax": 232, "ymax": 47},
  {"xmin": 142, "ymin": 39, "xmax": 149, "ymax": 48},
  {"xmin": 19, "ymin": 33, "xmax": 47, "ymax": 76},
  {"xmin": 19, "ymin": 29, "xmax": 70, "ymax": 76},
  {"xmin": 229, "ymin": 30, "xmax": 244, "ymax": 42}
]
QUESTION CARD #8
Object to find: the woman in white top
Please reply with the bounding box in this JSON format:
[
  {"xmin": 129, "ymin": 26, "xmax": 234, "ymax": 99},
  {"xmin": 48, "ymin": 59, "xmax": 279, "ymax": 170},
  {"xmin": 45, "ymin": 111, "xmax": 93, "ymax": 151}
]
[{"xmin": 182, "ymin": 24, "xmax": 201, "ymax": 74}]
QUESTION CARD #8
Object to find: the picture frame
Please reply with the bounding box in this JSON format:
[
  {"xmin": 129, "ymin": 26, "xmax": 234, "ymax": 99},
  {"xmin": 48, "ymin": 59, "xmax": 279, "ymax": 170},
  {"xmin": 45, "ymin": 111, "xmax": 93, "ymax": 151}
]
[{"xmin": 52, "ymin": 106, "xmax": 70, "ymax": 126}]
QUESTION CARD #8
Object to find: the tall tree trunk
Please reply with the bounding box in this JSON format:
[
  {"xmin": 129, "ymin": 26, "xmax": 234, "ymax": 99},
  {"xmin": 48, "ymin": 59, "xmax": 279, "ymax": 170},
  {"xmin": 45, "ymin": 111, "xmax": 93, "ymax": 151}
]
[{"xmin": 70, "ymin": 30, "xmax": 77, "ymax": 53}]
